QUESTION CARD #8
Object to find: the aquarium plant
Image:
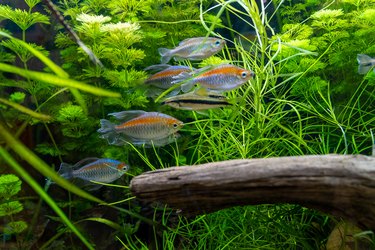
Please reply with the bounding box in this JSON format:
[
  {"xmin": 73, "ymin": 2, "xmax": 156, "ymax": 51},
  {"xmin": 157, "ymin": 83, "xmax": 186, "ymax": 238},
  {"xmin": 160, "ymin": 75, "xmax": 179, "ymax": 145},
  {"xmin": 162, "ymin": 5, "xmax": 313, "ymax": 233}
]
[{"xmin": 0, "ymin": 0, "xmax": 374, "ymax": 248}]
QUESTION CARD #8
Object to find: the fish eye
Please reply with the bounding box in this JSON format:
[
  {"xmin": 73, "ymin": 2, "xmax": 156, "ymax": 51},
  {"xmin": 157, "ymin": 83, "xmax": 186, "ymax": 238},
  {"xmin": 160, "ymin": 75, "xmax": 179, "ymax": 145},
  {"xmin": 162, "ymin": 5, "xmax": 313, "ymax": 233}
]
[
  {"xmin": 122, "ymin": 166, "xmax": 128, "ymax": 171},
  {"xmin": 173, "ymin": 123, "xmax": 179, "ymax": 128},
  {"xmin": 214, "ymin": 40, "xmax": 221, "ymax": 46},
  {"xmin": 241, "ymin": 72, "xmax": 248, "ymax": 78}
]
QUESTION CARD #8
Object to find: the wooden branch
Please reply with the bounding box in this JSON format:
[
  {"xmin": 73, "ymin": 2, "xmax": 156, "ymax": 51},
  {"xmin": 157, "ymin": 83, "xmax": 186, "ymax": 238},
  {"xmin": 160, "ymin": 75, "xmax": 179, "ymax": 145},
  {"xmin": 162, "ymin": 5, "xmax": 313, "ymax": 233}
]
[{"xmin": 130, "ymin": 154, "xmax": 375, "ymax": 230}]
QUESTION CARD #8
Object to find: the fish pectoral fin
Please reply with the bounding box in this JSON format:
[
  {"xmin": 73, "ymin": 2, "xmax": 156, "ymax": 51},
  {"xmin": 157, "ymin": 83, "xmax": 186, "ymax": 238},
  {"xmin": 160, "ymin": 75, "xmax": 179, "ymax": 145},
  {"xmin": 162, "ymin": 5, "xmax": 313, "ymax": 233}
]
[{"xmin": 108, "ymin": 110, "xmax": 147, "ymax": 121}]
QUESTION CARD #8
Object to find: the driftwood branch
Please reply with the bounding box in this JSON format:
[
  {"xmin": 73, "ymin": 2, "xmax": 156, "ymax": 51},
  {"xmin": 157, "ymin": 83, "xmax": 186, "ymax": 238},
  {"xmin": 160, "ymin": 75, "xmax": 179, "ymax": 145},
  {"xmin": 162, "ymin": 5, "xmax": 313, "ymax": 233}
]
[{"xmin": 130, "ymin": 154, "xmax": 375, "ymax": 230}]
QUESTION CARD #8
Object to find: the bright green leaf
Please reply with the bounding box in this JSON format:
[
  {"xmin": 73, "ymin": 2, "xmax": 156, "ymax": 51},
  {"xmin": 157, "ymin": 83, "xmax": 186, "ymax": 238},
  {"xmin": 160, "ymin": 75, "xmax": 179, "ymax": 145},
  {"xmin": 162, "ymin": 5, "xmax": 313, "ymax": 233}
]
[
  {"xmin": 0, "ymin": 174, "xmax": 22, "ymax": 199},
  {"xmin": 0, "ymin": 201, "xmax": 23, "ymax": 216}
]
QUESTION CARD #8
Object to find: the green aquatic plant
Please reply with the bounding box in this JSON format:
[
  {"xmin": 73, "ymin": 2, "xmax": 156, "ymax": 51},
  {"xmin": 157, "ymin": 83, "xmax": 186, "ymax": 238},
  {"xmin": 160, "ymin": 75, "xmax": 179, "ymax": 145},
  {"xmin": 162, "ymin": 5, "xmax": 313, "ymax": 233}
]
[
  {"xmin": 0, "ymin": 174, "xmax": 27, "ymax": 241},
  {"xmin": 1, "ymin": 0, "xmax": 374, "ymax": 248}
]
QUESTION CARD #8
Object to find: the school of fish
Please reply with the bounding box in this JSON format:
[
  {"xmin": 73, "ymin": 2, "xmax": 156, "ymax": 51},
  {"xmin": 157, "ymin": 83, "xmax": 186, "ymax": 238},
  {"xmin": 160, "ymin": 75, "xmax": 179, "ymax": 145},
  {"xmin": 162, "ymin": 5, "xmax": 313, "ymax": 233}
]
[{"xmin": 56, "ymin": 36, "xmax": 373, "ymax": 187}]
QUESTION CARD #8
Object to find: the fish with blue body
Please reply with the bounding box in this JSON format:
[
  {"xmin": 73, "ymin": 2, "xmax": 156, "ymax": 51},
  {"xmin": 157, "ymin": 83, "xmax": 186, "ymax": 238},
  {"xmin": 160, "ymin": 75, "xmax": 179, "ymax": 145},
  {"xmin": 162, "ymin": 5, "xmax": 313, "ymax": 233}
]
[
  {"xmin": 158, "ymin": 37, "xmax": 226, "ymax": 64},
  {"xmin": 97, "ymin": 110, "xmax": 183, "ymax": 146},
  {"xmin": 58, "ymin": 158, "xmax": 129, "ymax": 183},
  {"xmin": 357, "ymin": 54, "xmax": 375, "ymax": 74},
  {"xmin": 172, "ymin": 64, "xmax": 255, "ymax": 93}
]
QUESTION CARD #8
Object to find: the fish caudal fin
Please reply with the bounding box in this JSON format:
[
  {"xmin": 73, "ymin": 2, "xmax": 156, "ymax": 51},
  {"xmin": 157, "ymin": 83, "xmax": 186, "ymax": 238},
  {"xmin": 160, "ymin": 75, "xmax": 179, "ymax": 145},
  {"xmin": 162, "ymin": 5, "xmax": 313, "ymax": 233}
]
[
  {"xmin": 181, "ymin": 82, "xmax": 196, "ymax": 93},
  {"xmin": 58, "ymin": 163, "xmax": 74, "ymax": 179},
  {"xmin": 357, "ymin": 54, "xmax": 373, "ymax": 65},
  {"xmin": 171, "ymin": 71, "xmax": 195, "ymax": 92},
  {"xmin": 358, "ymin": 65, "xmax": 373, "ymax": 75},
  {"xmin": 97, "ymin": 119, "xmax": 115, "ymax": 133},
  {"xmin": 158, "ymin": 48, "xmax": 172, "ymax": 64},
  {"xmin": 97, "ymin": 119, "xmax": 123, "ymax": 145},
  {"xmin": 357, "ymin": 54, "xmax": 374, "ymax": 74}
]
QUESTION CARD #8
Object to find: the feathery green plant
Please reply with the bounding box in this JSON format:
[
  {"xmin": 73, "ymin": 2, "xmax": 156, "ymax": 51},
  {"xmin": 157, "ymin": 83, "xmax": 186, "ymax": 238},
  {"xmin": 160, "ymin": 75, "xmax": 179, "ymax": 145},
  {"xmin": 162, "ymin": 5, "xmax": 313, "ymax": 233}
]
[
  {"xmin": 1, "ymin": 0, "xmax": 375, "ymax": 248},
  {"xmin": 0, "ymin": 174, "xmax": 27, "ymax": 248}
]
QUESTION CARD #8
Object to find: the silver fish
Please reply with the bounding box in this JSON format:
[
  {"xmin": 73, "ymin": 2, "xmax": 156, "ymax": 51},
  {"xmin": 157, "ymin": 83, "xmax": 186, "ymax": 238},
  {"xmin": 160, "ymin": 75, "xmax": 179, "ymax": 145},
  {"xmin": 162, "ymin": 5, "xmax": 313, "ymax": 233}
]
[
  {"xmin": 97, "ymin": 110, "xmax": 183, "ymax": 146},
  {"xmin": 172, "ymin": 64, "xmax": 255, "ymax": 93},
  {"xmin": 58, "ymin": 158, "xmax": 128, "ymax": 183},
  {"xmin": 158, "ymin": 37, "xmax": 226, "ymax": 64}
]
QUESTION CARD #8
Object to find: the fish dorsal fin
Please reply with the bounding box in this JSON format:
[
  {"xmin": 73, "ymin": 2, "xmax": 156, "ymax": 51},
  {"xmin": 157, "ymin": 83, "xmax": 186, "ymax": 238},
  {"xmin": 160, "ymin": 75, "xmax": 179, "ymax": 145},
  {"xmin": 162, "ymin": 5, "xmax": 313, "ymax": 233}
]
[
  {"xmin": 72, "ymin": 157, "xmax": 101, "ymax": 169},
  {"xmin": 144, "ymin": 64, "xmax": 172, "ymax": 72},
  {"xmin": 192, "ymin": 65, "xmax": 216, "ymax": 75},
  {"xmin": 108, "ymin": 110, "xmax": 147, "ymax": 122},
  {"xmin": 178, "ymin": 37, "xmax": 214, "ymax": 46}
]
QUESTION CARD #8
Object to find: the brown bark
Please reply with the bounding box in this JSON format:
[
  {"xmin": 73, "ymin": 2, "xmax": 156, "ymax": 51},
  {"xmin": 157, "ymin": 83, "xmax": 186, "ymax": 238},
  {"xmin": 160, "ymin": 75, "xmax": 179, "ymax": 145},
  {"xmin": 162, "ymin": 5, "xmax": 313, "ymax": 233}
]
[{"xmin": 130, "ymin": 154, "xmax": 375, "ymax": 230}]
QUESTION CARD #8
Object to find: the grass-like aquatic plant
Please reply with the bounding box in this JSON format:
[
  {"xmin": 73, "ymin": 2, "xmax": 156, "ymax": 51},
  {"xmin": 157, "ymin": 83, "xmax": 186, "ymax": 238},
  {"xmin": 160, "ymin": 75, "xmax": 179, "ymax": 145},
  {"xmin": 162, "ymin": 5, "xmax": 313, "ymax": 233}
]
[{"xmin": 1, "ymin": 0, "xmax": 375, "ymax": 248}]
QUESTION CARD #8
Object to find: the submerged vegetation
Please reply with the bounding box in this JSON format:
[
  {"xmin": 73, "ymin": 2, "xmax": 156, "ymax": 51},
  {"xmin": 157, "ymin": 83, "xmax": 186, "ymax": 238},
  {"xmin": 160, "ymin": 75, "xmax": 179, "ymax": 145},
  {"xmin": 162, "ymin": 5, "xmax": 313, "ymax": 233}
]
[{"xmin": 0, "ymin": 0, "xmax": 374, "ymax": 249}]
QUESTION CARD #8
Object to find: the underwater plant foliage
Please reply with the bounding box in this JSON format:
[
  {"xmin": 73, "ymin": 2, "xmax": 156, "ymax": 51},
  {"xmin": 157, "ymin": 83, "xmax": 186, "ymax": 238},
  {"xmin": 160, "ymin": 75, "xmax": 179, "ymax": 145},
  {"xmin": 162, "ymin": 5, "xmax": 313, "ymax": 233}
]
[{"xmin": 0, "ymin": 0, "xmax": 374, "ymax": 249}]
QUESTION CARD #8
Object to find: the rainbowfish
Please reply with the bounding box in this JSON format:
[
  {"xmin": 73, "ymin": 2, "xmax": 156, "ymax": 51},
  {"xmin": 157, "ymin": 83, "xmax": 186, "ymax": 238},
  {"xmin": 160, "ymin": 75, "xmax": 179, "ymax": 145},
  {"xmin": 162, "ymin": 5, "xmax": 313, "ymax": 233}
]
[
  {"xmin": 97, "ymin": 110, "xmax": 183, "ymax": 146},
  {"xmin": 58, "ymin": 158, "xmax": 128, "ymax": 183},
  {"xmin": 158, "ymin": 37, "xmax": 226, "ymax": 64},
  {"xmin": 161, "ymin": 89, "xmax": 232, "ymax": 110},
  {"xmin": 172, "ymin": 64, "xmax": 255, "ymax": 93},
  {"xmin": 143, "ymin": 64, "xmax": 193, "ymax": 97},
  {"xmin": 357, "ymin": 54, "xmax": 375, "ymax": 74}
]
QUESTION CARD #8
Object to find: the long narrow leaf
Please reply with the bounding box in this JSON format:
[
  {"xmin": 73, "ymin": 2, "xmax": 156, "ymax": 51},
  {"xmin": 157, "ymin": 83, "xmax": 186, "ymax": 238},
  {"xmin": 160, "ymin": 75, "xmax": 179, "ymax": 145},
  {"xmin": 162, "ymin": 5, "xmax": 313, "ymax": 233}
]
[
  {"xmin": 0, "ymin": 123, "xmax": 104, "ymax": 204},
  {"xmin": 0, "ymin": 63, "xmax": 120, "ymax": 97},
  {"xmin": 0, "ymin": 98, "xmax": 52, "ymax": 121},
  {"xmin": 0, "ymin": 147, "xmax": 94, "ymax": 250},
  {"xmin": 0, "ymin": 30, "xmax": 69, "ymax": 78}
]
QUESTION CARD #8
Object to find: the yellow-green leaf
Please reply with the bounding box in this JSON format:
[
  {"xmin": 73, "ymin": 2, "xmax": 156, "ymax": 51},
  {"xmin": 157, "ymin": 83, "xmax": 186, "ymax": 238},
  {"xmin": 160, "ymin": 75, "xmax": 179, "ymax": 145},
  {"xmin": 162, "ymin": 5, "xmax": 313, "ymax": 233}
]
[{"xmin": 0, "ymin": 97, "xmax": 52, "ymax": 121}]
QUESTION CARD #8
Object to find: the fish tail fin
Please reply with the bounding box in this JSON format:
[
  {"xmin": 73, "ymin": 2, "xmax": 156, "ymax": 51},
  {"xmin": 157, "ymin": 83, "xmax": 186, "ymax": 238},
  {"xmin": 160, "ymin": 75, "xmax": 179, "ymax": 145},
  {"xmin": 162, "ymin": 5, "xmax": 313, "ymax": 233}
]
[
  {"xmin": 58, "ymin": 163, "xmax": 74, "ymax": 179},
  {"xmin": 158, "ymin": 48, "xmax": 172, "ymax": 64},
  {"xmin": 97, "ymin": 119, "xmax": 124, "ymax": 145},
  {"xmin": 97, "ymin": 119, "xmax": 115, "ymax": 133},
  {"xmin": 357, "ymin": 54, "xmax": 373, "ymax": 65},
  {"xmin": 357, "ymin": 54, "xmax": 374, "ymax": 74},
  {"xmin": 99, "ymin": 131, "xmax": 127, "ymax": 146},
  {"xmin": 171, "ymin": 71, "xmax": 195, "ymax": 92},
  {"xmin": 181, "ymin": 82, "xmax": 195, "ymax": 93},
  {"xmin": 358, "ymin": 65, "xmax": 373, "ymax": 75}
]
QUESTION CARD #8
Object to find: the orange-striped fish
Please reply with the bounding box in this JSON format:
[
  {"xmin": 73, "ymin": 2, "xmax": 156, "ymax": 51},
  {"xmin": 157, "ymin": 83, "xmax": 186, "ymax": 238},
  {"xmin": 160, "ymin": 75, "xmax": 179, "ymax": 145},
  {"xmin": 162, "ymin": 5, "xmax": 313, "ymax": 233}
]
[
  {"xmin": 172, "ymin": 64, "xmax": 255, "ymax": 92},
  {"xmin": 158, "ymin": 37, "xmax": 226, "ymax": 64},
  {"xmin": 143, "ymin": 64, "xmax": 193, "ymax": 97},
  {"xmin": 58, "ymin": 158, "xmax": 128, "ymax": 183},
  {"xmin": 97, "ymin": 110, "xmax": 183, "ymax": 146}
]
